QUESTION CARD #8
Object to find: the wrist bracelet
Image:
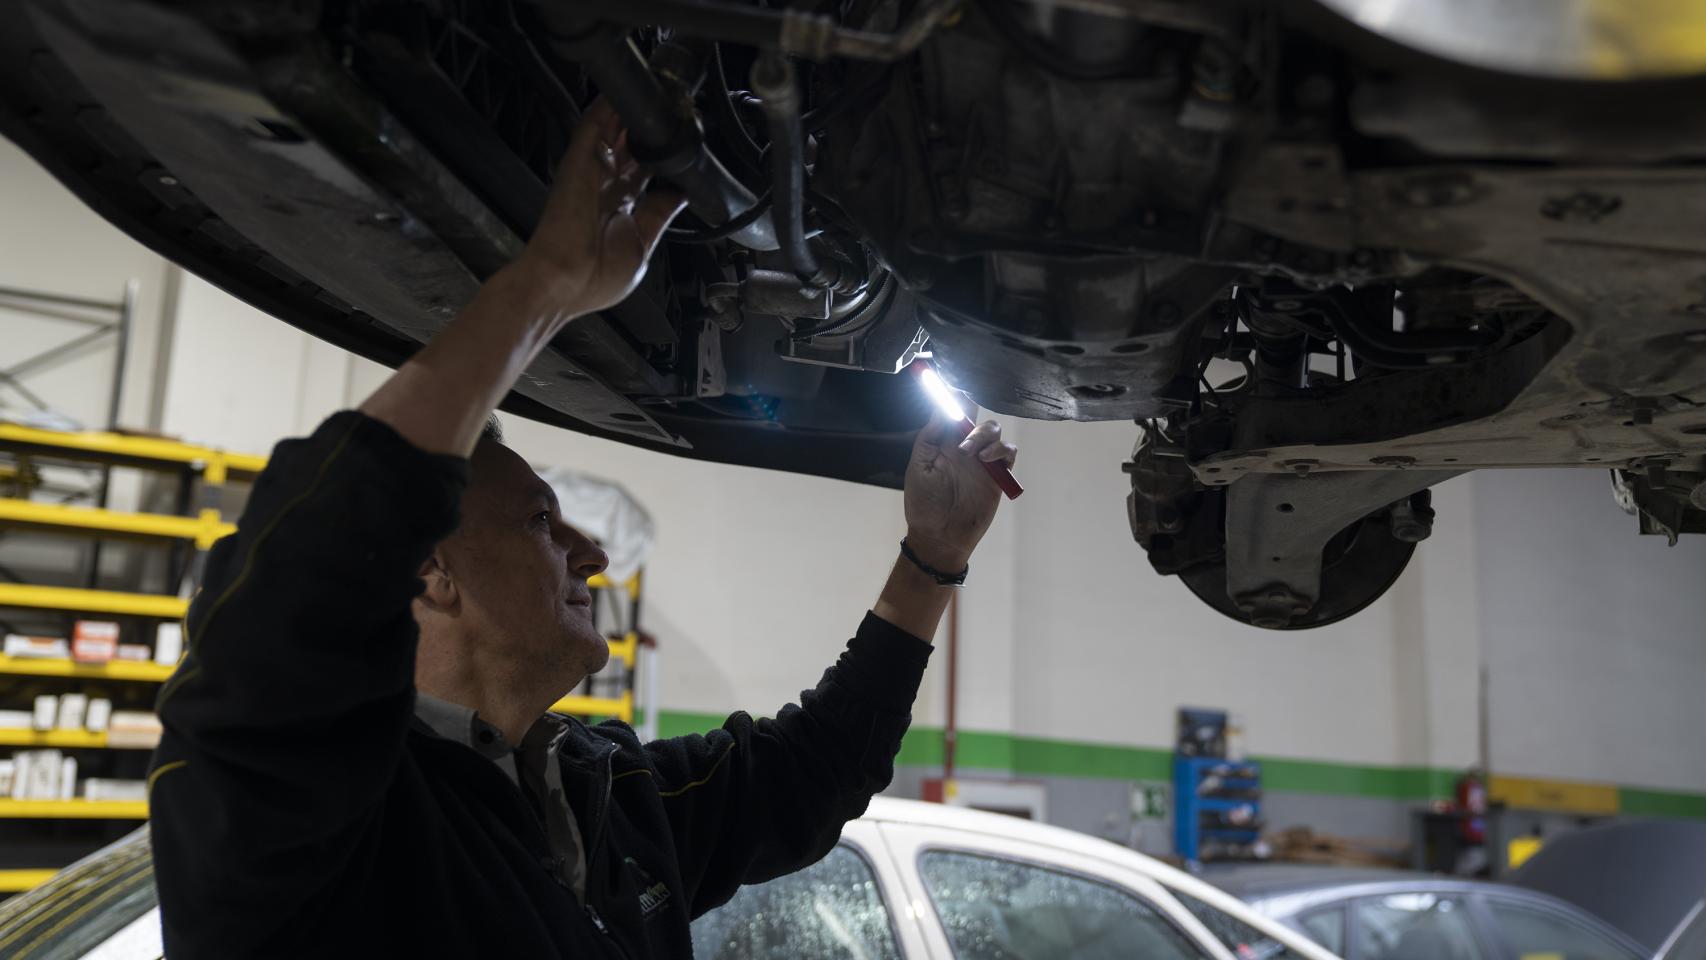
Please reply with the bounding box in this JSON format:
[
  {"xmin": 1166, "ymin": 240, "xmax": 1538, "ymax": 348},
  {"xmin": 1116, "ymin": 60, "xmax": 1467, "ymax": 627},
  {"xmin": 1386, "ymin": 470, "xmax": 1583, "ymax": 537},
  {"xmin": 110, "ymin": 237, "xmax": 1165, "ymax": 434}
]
[{"xmin": 900, "ymin": 538, "xmax": 968, "ymax": 586}]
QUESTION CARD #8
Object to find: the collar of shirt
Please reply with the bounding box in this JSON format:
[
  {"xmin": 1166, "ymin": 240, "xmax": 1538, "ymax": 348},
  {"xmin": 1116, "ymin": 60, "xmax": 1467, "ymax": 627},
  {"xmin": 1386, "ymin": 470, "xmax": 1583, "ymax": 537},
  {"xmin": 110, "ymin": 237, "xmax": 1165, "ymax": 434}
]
[{"xmin": 411, "ymin": 691, "xmax": 588, "ymax": 900}]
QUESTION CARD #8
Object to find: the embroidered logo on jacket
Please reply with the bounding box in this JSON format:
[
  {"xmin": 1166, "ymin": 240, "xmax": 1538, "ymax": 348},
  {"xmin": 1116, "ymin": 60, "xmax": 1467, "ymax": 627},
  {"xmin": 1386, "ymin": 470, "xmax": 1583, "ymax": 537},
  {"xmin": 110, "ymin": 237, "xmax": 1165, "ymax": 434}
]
[{"xmin": 625, "ymin": 857, "xmax": 673, "ymax": 919}]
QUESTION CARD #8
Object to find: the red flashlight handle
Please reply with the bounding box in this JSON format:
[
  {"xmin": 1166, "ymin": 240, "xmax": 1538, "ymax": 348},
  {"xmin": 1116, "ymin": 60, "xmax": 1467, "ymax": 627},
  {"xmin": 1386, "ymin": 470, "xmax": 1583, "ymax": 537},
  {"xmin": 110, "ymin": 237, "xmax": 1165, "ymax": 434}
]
[{"xmin": 949, "ymin": 416, "xmax": 1025, "ymax": 501}]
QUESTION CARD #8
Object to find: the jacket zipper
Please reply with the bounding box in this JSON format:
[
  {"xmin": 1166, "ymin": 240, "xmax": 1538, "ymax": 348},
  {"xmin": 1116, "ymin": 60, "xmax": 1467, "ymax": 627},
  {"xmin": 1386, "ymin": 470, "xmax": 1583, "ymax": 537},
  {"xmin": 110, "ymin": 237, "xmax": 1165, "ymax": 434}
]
[{"xmin": 584, "ymin": 744, "xmax": 632, "ymax": 959}]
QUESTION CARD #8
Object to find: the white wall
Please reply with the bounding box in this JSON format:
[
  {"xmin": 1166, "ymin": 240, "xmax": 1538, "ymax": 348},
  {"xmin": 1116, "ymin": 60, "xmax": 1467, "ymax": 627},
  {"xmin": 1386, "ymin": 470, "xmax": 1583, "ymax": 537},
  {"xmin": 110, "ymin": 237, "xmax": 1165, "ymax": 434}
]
[
  {"xmin": 1007, "ymin": 421, "xmax": 1411, "ymax": 766},
  {"xmin": 1474, "ymin": 468, "xmax": 1706, "ymax": 794},
  {"xmin": 0, "ymin": 140, "xmax": 174, "ymax": 433}
]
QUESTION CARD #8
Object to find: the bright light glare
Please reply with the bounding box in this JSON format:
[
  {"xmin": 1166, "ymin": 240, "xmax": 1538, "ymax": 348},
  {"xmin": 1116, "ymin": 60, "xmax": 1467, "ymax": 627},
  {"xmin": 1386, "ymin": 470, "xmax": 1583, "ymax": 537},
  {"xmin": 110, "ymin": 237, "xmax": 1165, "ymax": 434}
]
[{"xmin": 919, "ymin": 365, "xmax": 967, "ymax": 421}]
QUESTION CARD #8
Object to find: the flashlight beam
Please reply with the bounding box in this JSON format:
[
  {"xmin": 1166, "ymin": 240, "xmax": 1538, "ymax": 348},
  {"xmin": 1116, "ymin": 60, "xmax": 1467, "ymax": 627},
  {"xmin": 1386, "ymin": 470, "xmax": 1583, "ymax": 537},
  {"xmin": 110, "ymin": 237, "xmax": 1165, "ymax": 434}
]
[{"xmin": 909, "ymin": 361, "xmax": 1024, "ymax": 500}]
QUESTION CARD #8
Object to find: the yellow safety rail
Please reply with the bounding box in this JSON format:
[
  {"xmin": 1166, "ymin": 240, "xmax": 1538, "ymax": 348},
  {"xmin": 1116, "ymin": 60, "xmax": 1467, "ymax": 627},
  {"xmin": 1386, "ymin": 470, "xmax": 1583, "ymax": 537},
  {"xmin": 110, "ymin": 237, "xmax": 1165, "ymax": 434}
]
[
  {"xmin": 0, "ymin": 499, "xmax": 234, "ymax": 549},
  {"xmin": 0, "ymin": 584, "xmax": 188, "ymax": 619},
  {"xmin": 0, "ymin": 655, "xmax": 175, "ymax": 682},
  {"xmin": 0, "ymin": 729, "xmax": 157, "ymax": 750},
  {"xmin": 0, "ymin": 423, "xmax": 266, "ymax": 479},
  {"xmin": 0, "ymin": 800, "xmax": 148, "ymax": 819},
  {"xmin": 0, "ymin": 869, "xmax": 56, "ymax": 893}
]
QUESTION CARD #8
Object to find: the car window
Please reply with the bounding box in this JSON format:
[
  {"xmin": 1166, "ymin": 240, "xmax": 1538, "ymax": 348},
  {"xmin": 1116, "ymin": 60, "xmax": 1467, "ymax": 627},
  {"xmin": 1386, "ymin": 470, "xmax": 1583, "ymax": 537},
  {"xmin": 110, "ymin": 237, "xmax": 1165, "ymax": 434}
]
[
  {"xmin": 1485, "ymin": 898, "xmax": 1641, "ymax": 960},
  {"xmin": 918, "ymin": 849, "xmax": 1209, "ymax": 960},
  {"xmin": 0, "ymin": 829, "xmax": 159, "ymax": 960},
  {"xmin": 1299, "ymin": 907, "xmax": 1346, "ymax": 955},
  {"xmin": 1171, "ymin": 889, "xmax": 1307, "ymax": 959},
  {"xmin": 1353, "ymin": 893, "xmax": 1482, "ymax": 960},
  {"xmin": 690, "ymin": 843, "xmax": 901, "ymax": 960}
]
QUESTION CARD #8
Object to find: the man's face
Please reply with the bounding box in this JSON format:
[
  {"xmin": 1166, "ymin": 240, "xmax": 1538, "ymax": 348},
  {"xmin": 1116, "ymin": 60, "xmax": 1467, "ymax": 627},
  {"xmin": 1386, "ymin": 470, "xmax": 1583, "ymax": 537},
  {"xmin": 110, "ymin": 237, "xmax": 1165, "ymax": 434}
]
[{"xmin": 437, "ymin": 438, "xmax": 611, "ymax": 682}]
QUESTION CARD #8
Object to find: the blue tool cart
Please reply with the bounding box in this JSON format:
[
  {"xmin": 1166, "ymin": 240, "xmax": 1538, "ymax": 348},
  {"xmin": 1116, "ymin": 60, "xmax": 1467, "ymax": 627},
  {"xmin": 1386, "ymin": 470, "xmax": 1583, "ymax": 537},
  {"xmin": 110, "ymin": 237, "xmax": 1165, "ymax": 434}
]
[{"xmin": 1174, "ymin": 755, "xmax": 1263, "ymax": 865}]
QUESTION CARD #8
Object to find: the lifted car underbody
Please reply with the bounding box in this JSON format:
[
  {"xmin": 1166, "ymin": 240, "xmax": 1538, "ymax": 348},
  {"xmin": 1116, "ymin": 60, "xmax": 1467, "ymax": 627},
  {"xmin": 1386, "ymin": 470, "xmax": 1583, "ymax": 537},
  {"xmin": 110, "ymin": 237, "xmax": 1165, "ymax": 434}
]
[{"xmin": 4, "ymin": 0, "xmax": 1703, "ymax": 629}]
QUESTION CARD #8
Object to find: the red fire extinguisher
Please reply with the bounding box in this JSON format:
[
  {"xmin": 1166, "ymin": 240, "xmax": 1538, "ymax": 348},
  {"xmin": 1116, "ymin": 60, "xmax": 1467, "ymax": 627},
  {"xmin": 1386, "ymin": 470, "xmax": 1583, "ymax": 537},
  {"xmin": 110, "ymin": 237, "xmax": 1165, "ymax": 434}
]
[{"xmin": 1455, "ymin": 769, "xmax": 1487, "ymax": 844}]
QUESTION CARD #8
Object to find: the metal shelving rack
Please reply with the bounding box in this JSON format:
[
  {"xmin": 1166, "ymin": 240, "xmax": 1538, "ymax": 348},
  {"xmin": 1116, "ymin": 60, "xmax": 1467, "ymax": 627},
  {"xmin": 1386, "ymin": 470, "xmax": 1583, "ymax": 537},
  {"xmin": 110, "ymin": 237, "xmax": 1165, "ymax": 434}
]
[
  {"xmin": 0, "ymin": 422, "xmax": 649, "ymax": 896},
  {"xmin": 0, "ymin": 423, "xmax": 262, "ymax": 895},
  {"xmin": 552, "ymin": 569, "xmax": 643, "ymax": 724}
]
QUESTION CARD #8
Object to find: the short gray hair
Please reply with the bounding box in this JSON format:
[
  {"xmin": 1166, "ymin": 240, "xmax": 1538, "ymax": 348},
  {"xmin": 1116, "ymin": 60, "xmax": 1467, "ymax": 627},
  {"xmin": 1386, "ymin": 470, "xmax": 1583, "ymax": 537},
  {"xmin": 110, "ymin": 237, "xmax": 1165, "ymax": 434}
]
[{"xmin": 479, "ymin": 414, "xmax": 504, "ymax": 445}]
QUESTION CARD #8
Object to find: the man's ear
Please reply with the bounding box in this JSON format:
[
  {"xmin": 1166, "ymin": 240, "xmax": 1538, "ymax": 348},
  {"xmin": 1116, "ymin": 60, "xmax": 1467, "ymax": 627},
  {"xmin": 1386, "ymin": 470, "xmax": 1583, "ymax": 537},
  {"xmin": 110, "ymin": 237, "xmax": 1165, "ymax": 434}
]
[{"xmin": 416, "ymin": 549, "xmax": 459, "ymax": 615}]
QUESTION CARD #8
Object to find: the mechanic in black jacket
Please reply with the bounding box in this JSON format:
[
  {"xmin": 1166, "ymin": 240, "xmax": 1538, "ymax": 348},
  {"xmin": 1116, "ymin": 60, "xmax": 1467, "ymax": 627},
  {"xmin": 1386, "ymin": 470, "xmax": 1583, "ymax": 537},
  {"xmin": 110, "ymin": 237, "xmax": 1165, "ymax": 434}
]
[{"xmin": 146, "ymin": 99, "xmax": 1018, "ymax": 958}]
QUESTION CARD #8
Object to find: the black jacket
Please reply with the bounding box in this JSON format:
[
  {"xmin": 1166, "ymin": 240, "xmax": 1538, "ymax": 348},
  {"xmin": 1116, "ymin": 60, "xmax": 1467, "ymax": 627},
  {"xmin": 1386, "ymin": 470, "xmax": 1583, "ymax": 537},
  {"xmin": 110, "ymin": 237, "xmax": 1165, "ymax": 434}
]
[{"xmin": 148, "ymin": 412, "xmax": 932, "ymax": 958}]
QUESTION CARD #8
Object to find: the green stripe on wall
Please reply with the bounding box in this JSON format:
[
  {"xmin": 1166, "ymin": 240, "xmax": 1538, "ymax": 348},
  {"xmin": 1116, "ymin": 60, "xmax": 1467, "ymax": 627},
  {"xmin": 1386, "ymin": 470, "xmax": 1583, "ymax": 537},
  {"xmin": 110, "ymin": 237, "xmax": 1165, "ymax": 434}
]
[
  {"xmin": 1620, "ymin": 786, "xmax": 1706, "ymax": 819},
  {"xmin": 644, "ymin": 710, "xmax": 1702, "ymax": 813}
]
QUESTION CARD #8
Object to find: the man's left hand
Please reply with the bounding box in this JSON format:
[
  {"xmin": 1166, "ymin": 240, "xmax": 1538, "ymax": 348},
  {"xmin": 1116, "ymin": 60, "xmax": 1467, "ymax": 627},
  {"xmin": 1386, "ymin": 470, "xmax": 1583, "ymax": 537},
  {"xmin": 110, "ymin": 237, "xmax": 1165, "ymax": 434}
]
[{"xmin": 902, "ymin": 414, "xmax": 1019, "ymax": 572}]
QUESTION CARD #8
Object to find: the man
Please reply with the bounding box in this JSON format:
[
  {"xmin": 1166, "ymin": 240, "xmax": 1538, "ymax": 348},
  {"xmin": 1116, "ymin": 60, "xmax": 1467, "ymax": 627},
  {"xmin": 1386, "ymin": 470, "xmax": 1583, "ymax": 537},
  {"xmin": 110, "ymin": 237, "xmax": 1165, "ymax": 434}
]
[{"xmin": 147, "ymin": 100, "xmax": 1018, "ymax": 957}]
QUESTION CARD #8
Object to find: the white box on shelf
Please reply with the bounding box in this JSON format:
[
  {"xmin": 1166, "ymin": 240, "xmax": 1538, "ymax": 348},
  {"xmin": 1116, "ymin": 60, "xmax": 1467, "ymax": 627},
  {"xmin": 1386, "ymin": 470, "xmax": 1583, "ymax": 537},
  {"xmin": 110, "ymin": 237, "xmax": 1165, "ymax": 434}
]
[
  {"xmin": 58, "ymin": 756, "xmax": 76, "ymax": 801},
  {"xmin": 106, "ymin": 711, "xmax": 162, "ymax": 750},
  {"xmin": 85, "ymin": 698, "xmax": 112, "ymax": 733},
  {"xmin": 83, "ymin": 778, "xmax": 147, "ymax": 802},
  {"xmin": 0, "ymin": 710, "xmax": 33, "ymax": 730},
  {"xmin": 0, "ymin": 759, "xmax": 12, "ymax": 795},
  {"xmin": 154, "ymin": 622, "xmax": 184, "ymax": 666},
  {"xmin": 4, "ymin": 634, "xmax": 69, "ymax": 659},
  {"xmin": 9, "ymin": 752, "xmax": 30, "ymax": 799},
  {"xmin": 32, "ymin": 695, "xmax": 58, "ymax": 732},
  {"xmin": 56, "ymin": 693, "xmax": 88, "ymax": 731},
  {"xmin": 26, "ymin": 749, "xmax": 60, "ymax": 800}
]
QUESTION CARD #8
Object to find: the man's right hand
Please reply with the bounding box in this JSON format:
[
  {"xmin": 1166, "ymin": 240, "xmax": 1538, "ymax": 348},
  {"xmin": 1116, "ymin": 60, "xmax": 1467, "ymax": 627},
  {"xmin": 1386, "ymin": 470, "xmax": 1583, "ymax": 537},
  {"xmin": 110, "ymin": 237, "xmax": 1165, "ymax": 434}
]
[
  {"xmin": 360, "ymin": 100, "xmax": 684, "ymax": 457},
  {"xmin": 516, "ymin": 98, "xmax": 685, "ymax": 318}
]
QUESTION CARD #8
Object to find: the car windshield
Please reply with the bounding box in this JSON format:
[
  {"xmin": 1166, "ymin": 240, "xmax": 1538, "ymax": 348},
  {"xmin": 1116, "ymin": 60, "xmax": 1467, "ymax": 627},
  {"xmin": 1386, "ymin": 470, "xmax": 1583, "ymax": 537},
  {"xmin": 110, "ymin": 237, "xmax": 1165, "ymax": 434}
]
[
  {"xmin": 1170, "ymin": 889, "xmax": 1305, "ymax": 959},
  {"xmin": 0, "ymin": 829, "xmax": 158, "ymax": 960},
  {"xmin": 690, "ymin": 843, "xmax": 901, "ymax": 960}
]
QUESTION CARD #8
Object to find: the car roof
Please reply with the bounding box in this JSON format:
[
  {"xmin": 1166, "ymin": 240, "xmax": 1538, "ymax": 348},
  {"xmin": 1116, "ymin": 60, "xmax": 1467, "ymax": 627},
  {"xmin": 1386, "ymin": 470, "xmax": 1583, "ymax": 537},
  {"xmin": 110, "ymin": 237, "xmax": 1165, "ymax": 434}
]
[
  {"xmin": 1205, "ymin": 863, "xmax": 1458, "ymax": 900},
  {"xmin": 859, "ymin": 797, "xmax": 1341, "ymax": 960},
  {"xmin": 863, "ymin": 796, "xmax": 1187, "ymax": 879}
]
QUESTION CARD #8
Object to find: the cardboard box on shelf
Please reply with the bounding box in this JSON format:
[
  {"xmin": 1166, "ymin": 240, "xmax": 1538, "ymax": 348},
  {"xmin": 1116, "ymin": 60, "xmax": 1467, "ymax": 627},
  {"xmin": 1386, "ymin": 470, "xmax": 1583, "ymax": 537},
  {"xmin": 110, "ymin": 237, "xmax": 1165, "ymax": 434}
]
[
  {"xmin": 32, "ymin": 695, "xmax": 57, "ymax": 732},
  {"xmin": 55, "ymin": 693, "xmax": 88, "ymax": 731},
  {"xmin": 154, "ymin": 622, "xmax": 183, "ymax": 666},
  {"xmin": 58, "ymin": 756, "xmax": 76, "ymax": 801},
  {"xmin": 71, "ymin": 621, "xmax": 121, "ymax": 663},
  {"xmin": 0, "ymin": 759, "xmax": 12, "ymax": 795},
  {"xmin": 85, "ymin": 698, "xmax": 111, "ymax": 733},
  {"xmin": 114, "ymin": 644, "xmax": 150, "ymax": 662},
  {"xmin": 106, "ymin": 711, "xmax": 162, "ymax": 749},
  {"xmin": 4, "ymin": 634, "xmax": 69, "ymax": 660},
  {"xmin": 83, "ymin": 778, "xmax": 146, "ymax": 802}
]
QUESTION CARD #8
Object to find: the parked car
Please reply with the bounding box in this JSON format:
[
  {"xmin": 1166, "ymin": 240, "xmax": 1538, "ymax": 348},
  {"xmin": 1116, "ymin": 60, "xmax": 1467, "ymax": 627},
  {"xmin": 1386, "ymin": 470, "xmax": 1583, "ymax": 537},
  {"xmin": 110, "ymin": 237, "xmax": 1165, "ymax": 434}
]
[
  {"xmin": 1209, "ymin": 864, "xmax": 1648, "ymax": 960},
  {"xmin": 1511, "ymin": 821, "xmax": 1706, "ymax": 960},
  {"xmin": 5, "ymin": 1, "xmax": 1705, "ymax": 631},
  {"xmin": 0, "ymin": 798, "xmax": 1335, "ymax": 959}
]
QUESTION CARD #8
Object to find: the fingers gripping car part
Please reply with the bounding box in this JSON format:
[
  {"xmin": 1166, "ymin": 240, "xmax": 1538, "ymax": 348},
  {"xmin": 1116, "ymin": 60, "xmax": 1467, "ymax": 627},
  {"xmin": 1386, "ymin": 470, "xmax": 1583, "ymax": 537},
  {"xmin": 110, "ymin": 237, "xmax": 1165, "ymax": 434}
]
[{"xmin": 535, "ymin": 10, "xmax": 779, "ymax": 252}]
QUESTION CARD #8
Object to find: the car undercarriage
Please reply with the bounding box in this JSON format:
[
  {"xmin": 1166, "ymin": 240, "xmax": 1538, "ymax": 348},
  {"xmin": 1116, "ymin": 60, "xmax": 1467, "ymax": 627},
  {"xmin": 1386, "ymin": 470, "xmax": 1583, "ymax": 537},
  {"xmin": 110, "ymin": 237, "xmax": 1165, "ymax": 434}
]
[{"xmin": 3, "ymin": 0, "xmax": 1703, "ymax": 629}]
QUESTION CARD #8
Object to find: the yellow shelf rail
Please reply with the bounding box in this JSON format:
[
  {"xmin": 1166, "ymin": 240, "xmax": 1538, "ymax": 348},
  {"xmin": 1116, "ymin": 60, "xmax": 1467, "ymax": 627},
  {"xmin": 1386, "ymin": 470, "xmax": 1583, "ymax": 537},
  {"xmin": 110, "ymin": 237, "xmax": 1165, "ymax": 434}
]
[
  {"xmin": 0, "ymin": 869, "xmax": 57, "ymax": 893},
  {"xmin": 0, "ymin": 499, "xmax": 234, "ymax": 549},
  {"xmin": 0, "ymin": 655, "xmax": 176, "ymax": 683},
  {"xmin": 0, "ymin": 729, "xmax": 157, "ymax": 750},
  {"xmin": 0, "ymin": 423, "xmax": 266, "ymax": 480},
  {"xmin": 0, "ymin": 584, "xmax": 188, "ymax": 619},
  {"xmin": 551, "ymin": 690, "xmax": 634, "ymax": 723},
  {"xmin": 0, "ymin": 800, "xmax": 148, "ymax": 819}
]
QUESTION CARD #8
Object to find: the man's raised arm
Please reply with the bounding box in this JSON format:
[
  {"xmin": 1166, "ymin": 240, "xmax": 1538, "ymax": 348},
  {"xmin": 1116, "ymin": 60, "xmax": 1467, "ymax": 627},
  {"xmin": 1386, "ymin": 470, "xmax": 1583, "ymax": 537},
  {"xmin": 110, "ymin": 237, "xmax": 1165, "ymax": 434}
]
[
  {"xmin": 638, "ymin": 415, "xmax": 1020, "ymax": 918},
  {"xmin": 146, "ymin": 100, "xmax": 682, "ymax": 931}
]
